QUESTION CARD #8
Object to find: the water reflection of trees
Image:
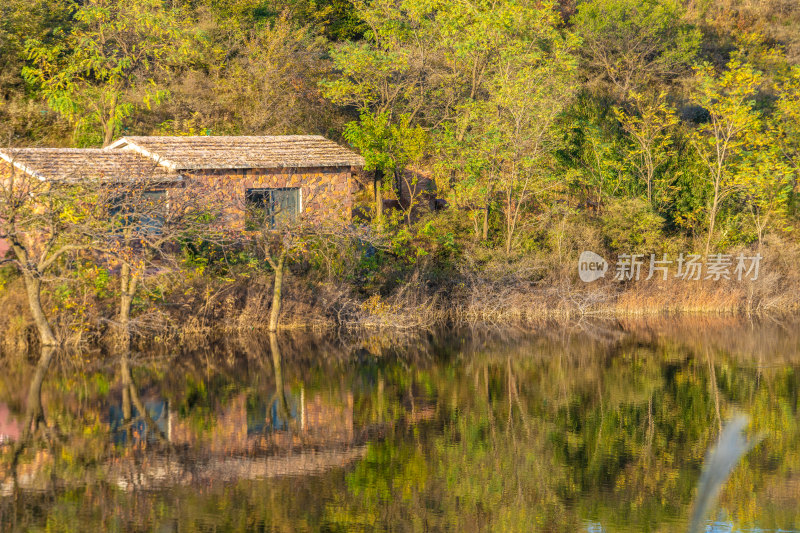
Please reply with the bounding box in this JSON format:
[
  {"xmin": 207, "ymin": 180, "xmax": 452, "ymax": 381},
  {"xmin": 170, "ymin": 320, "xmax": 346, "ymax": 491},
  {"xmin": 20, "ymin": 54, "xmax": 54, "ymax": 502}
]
[
  {"xmin": 331, "ymin": 327, "xmax": 800, "ymax": 532},
  {"xmin": 6, "ymin": 346, "xmax": 58, "ymax": 469},
  {"xmin": 1, "ymin": 323, "xmax": 800, "ymax": 531}
]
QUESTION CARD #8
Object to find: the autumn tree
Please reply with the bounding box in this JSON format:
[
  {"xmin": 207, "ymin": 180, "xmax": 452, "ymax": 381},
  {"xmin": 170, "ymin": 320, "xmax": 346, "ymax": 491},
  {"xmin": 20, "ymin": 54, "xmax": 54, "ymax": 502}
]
[
  {"xmin": 241, "ymin": 187, "xmax": 318, "ymax": 332},
  {"xmin": 573, "ymin": 0, "xmax": 700, "ymax": 99},
  {"xmin": 207, "ymin": 14, "xmax": 341, "ymax": 136},
  {"xmin": 741, "ymin": 148, "xmax": 793, "ymax": 249},
  {"xmin": 321, "ymin": 0, "xmax": 435, "ymax": 220},
  {"xmin": 558, "ymin": 97, "xmax": 628, "ymax": 211},
  {"xmin": 0, "ymin": 0, "xmax": 71, "ymax": 143},
  {"xmin": 773, "ymin": 65, "xmax": 800, "ymax": 212},
  {"xmin": 430, "ymin": 0, "xmax": 544, "ymax": 241},
  {"xmin": 690, "ymin": 58, "xmax": 765, "ymax": 256},
  {"xmin": 343, "ymin": 110, "xmax": 426, "ymax": 223},
  {"xmin": 0, "ymin": 155, "xmax": 88, "ymax": 346},
  {"xmin": 426, "ymin": 0, "xmax": 579, "ymax": 252},
  {"xmin": 435, "ymin": 107, "xmax": 501, "ymax": 240},
  {"xmin": 86, "ymin": 173, "xmax": 223, "ymax": 350},
  {"xmin": 327, "ymin": 0, "xmax": 580, "ymax": 250},
  {"xmin": 23, "ymin": 0, "xmax": 196, "ymax": 147},
  {"xmin": 490, "ymin": 13, "xmax": 578, "ymax": 254},
  {"xmin": 613, "ymin": 91, "xmax": 679, "ymax": 206}
]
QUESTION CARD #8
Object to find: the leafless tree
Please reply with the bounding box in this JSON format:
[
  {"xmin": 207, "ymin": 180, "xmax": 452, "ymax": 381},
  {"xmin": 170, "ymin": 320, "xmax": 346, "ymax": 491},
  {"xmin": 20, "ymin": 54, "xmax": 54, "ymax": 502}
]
[
  {"xmin": 243, "ymin": 187, "xmax": 322, "ymax": 332},
  {"xmin": 241, "ymin": 184, "xmax": 383, "ymax": 332},
  {"xmin": 0, "ymin": 156, "xmax": 90, "ymax": 346},
  {"xmin": 86, "ymin": 172, "xmax": 226, "ymax": 350}
]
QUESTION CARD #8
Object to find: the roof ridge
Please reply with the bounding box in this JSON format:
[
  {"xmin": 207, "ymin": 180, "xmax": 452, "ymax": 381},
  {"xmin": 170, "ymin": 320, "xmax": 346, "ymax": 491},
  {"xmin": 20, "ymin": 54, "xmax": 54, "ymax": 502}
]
[
  {"xmin": 105, "ymin": 134, "xmax": 365, "ymax": 170},
  {"xmin": 1, "ymin": 146, "xmax": 181, "ymax": 182},
  {"xmin": 0, "ymin": 147, "xmax": 113, "ymax": 153},
  {"xmin": 120, "ymin": 134, "xmax": 328, "ymax": 139}
]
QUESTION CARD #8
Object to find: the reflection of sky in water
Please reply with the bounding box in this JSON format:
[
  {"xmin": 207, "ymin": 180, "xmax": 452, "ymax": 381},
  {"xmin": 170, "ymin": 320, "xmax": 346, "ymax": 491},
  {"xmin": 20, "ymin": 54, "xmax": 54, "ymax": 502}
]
[
  {"xmin": 106, "ymin": 391, "xmax": 301, "ymax": 445},
  {"xmin": 108, "ymin": 400, "xmax": 168, "ymax": 446},
  {"xmin": 583, "ymin": 521, "xmax": 800, "ymax": 532},
  {"xmin": 247, "ymin": 391, "xmax": 299, "ymax": 434},
  {"xmin": 706, "ymin": 523, "xmax": 800, "ymax": 533}
]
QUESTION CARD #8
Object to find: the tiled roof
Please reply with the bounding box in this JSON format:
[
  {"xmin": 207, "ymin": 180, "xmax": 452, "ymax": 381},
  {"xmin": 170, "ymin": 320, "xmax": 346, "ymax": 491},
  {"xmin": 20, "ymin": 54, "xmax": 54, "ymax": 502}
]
[
  {"xmin": 107, "ymin": 135, "xmax": 366, "ymax": 171},
  {"xmin": 0, "ymin": 148, "xmax": 181, "ymax": 183}
]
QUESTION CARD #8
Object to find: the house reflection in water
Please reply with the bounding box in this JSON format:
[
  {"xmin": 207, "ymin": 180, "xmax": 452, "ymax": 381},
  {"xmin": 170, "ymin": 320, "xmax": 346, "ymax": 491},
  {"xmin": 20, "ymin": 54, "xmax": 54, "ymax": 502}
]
[
  {"xmin": 2, "ymin": 390, "xmax": 362, "ymax": 494},
  {"xmin": 109, "ymin": 388, "xmax": 356, "ymax": 454},
  {"xmin": 104, "ymin": 387, "xmax": 362, "ymax": 490}
]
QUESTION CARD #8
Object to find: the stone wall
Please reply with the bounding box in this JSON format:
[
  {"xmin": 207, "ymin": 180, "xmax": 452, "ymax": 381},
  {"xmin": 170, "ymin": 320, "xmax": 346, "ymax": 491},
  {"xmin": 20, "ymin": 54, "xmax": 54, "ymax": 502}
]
[
  {"xmin": 189, "ymin": 166, "xmax": 353, "ymax": 230},
  {"xmin": 0, "ymin": 163, "xmax": 356, "ymax": 254}
]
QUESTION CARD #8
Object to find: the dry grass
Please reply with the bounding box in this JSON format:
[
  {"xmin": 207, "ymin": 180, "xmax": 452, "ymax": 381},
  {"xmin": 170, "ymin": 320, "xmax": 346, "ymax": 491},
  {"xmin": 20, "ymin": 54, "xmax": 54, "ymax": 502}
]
[
  {"xmin": 0, "ymin": 278, "xmax": 34, "ymax": 354},
  {"xmin": 1, "ymin": 236, "xmax": 799, "ymax": 351}
]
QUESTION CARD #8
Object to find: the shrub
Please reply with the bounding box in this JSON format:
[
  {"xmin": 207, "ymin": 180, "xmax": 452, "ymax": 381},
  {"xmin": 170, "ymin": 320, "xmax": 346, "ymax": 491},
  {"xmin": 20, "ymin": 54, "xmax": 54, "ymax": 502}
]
[{"xmin": 601, "ymin": 198, "xmax": 667, "ymax": 253}]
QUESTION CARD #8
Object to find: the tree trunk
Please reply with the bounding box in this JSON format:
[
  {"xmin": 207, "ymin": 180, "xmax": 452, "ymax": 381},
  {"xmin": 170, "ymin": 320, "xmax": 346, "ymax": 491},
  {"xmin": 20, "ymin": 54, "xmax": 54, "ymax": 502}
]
[
  {"xmin": 705, "ymin": 196, "xmax": 719, "ymax": 258},
  {"xmin": 21, "ymin": 272, "xmax": 58, "ymax": 347},
  {"xmin": 374, "ymin": 168, "xmax": 384, "ymax": 222},
  {"xmin": 119, "ymin": 352, "xmax": 169, "ymax": 444},
  {"xmin": 505, "ymin": 200, "xmax": 514, "ymax": 255},
  {"xmin": 102, "ymin": 96, "xmax": 117, "ymax": 148},
  {"xmin": 103, "ymin": 123, "xmax": 115, "ymax": 148},
  {"xmin": 268, "ymin": 249, "xmax": 287, "ymax": 333},
  {"xmin": 120, "ymin": 353, "xmax": 133, "ymax": 423},
  {"xmin": 472, "ymin": 211, "xmax": 481, "ymax": 240},
  {"xmin": 482, "ymin": 202, "xmax": 490, "ymax": 241}
]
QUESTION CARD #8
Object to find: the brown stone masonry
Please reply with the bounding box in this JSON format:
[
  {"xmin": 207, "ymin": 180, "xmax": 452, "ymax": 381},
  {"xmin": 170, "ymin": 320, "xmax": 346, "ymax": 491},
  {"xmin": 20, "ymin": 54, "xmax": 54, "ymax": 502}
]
[{"xmin": 190, "ymin": 166, "xmax": 353, "ymax": 230}]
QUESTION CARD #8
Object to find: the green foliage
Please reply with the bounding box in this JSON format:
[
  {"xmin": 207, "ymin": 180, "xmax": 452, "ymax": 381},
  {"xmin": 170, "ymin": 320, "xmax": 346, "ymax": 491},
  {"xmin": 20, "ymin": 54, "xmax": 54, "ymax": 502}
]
[
  {"xmin": 613, "ymin": 91, "xmax": 680, "ymax": 206},
  {"xmin": 289, "ymin": 0, "xmax": 367, "ymax": 41},
  {"xmin": 557, "ymin": 93, "xmax": 629, "ymax": 206},
  {"xmin": 668, "ymin": 153, "xmax": 710, "ymax": 235},
  {"xmin": 305, "ymin": 233, "xmax": 362, "ymax": 281},
  {"xmin": 573, "ymin": 0, "xmax": 701, "ymax": 97},
  {"xmin": 343, "ymin": 110, "xmax": 426, "ymax": 176},
  {"xmin": 23, "ymin": 0, "xmax": 197, "ymax": 146},
  {"xmin": 772, "ymin": 64, "xmax": 800, "ymax": 217},
  {"xmin": 688, "ymin": 55, "xmax": 792, "ymax": 251},
  {"xmin": 600, "ymin": 197, "xmax": 668, "ymax": 253}
]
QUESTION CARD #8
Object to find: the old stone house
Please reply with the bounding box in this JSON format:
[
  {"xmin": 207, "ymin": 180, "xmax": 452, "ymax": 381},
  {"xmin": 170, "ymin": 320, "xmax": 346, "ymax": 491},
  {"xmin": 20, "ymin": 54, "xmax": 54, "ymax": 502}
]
[
  {"xmin": 107, "ymin": 135, "xmax": 364, "ymax": 229},
  {"xmin": 0, "ymin": 136, "xmax": 365, "ymax": 255}
]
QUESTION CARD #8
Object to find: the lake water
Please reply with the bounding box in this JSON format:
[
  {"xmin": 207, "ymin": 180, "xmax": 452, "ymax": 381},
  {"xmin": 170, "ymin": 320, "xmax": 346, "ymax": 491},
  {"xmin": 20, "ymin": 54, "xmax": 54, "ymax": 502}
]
[{"xmin": 1, "ymin": 318, "xmax": 799, "ymax": 532}]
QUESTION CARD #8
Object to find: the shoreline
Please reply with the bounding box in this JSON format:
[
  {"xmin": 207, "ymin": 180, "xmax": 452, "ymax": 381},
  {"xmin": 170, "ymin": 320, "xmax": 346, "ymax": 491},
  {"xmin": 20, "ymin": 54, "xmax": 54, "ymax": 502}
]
[
  {"xmin": 1, "ymin": 260, "xmax": 798, "ymax": 352},
  {"xmin": 180, "ymin": 285, "xmax": 799, "ymax": 338}
]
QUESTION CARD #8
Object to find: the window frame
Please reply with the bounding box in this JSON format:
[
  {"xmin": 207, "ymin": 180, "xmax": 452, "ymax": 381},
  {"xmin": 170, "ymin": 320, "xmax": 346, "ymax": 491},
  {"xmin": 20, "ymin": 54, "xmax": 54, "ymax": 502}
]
[
  {"xmin": 245, "ymin": 187, "xmax": 302, "ymax": 230},
  {"xmin": 109, "ymin": 189, "xmax": 168, "ymax": 235}
]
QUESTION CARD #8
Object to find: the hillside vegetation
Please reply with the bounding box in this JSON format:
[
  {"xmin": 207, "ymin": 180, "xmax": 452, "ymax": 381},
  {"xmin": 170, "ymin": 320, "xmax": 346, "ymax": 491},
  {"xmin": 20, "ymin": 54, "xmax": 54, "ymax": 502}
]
[{"xmin": 2, "ymin": 0, "xmax": 800, "ymax": 347}]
